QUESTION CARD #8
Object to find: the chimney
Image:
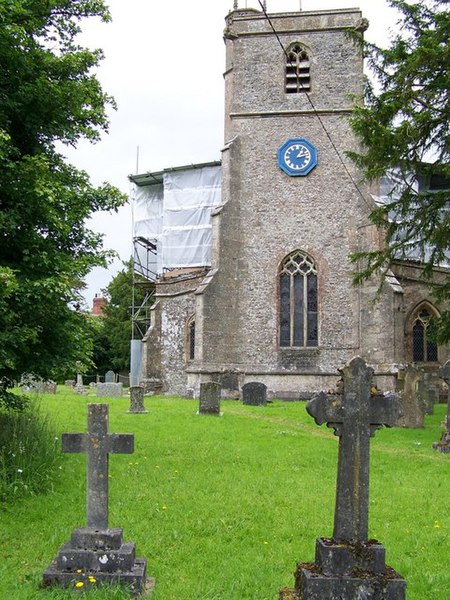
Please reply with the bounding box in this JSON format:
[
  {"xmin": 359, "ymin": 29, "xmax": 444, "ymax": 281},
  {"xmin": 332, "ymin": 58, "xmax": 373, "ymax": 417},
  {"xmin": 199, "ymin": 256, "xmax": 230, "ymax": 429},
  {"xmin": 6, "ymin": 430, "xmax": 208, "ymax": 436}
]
[{"xmin": 92, "ymin": 294, "xmax": 107, "ymax": 316}]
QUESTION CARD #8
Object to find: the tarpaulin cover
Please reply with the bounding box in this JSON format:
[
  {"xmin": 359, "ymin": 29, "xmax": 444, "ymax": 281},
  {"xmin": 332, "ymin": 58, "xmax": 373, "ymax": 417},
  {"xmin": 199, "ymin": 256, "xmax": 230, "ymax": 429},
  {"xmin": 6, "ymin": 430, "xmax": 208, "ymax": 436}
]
[{"xmin": 133, "ymin": 164, "xmax": 221, "ymax": 276}]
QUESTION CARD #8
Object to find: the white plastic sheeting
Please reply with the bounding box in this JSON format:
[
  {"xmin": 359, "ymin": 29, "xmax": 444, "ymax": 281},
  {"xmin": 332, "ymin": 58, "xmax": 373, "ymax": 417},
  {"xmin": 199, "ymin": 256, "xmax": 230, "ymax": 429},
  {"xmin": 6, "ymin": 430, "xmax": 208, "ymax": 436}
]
[{"xmin": 133, "ymin": 164, "xmax": 221, "ymax": 277}]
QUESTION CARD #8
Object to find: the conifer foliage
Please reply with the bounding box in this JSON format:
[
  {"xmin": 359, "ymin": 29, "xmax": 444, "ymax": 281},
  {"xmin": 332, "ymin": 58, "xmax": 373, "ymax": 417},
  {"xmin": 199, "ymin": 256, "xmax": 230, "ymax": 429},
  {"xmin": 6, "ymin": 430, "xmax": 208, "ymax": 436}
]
[
  {"xmin": 349, "ymin": 0, "xmax": 450, "ymax": 341},
  {"xmin": 0, "ymin": 1, "xmax": 126, "ymax": 406}
]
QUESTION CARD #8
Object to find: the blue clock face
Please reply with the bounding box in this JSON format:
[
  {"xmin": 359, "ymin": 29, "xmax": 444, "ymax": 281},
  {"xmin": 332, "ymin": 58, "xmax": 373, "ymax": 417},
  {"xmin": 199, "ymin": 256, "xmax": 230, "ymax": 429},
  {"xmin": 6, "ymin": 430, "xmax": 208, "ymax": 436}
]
[{"xmin": 278, "ymin": 138, "xmax": 318, "ymax": 176}]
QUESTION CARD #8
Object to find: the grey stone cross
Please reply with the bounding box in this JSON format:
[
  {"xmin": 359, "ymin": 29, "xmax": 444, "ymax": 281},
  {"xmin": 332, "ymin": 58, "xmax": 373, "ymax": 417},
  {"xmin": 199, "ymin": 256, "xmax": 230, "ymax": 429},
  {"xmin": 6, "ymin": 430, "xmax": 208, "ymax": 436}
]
[
  {"xmin": 306, "ymin": 356, "xmax": 400, "ymax": 544},
  {"xmin": 62, "ymin": 404, "xmax": 134, "ymax": 530}
]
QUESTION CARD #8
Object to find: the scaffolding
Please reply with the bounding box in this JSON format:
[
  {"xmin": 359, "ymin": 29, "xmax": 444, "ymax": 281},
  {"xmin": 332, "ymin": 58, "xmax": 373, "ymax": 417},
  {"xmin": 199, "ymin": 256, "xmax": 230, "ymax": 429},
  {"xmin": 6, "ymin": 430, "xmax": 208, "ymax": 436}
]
[{"xmin": 129, "ymin": 161, "xmax": 222, "ymax": 344}]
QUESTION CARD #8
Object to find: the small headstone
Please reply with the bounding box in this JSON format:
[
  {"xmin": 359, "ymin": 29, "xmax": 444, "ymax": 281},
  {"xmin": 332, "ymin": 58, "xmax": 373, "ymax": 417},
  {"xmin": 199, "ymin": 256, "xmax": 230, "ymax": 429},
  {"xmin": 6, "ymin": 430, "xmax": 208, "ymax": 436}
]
[
  {"xmin": 128, "ymin": 386, "xmax": 148, "ymax": 414},
  {"xmin": 433, "ymin": 360, "xmax": 450, "ymax": 453},
  {"xmin": 105, "ymin": 370, "xmax": 116, "ymax": 383},
  {"xmin": 74, "ymin": 374, "xmax": 87, "ymax": 396},
  {"xmin": 396, "ymin": 363, "xmax": 425, "ymax": 428},
  {"xmin": 43, "ymin": 404, "xmax": 153, "ymax": 596},
  {"xmin": 199, "ymin": 382, "xmax": 222, "ymax": 415},
  {"xmin": 96, "ymin": 382, "xmax": 123, "ymax": 398},
  {"xmin": 242, "ymin": 382, "xmax": 267, "ymax": 406},
  {"xmin": 280, "ymin": 357, "xmax": 406, "ymax": 600},
  {"xmin": 65, "ymin": 379, "xmax": 75, "ymax": 387}
]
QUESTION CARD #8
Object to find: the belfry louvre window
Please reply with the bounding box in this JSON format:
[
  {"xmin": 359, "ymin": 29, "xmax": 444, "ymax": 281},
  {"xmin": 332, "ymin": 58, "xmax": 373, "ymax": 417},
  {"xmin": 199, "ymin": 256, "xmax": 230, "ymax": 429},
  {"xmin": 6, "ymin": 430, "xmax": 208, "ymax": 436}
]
[
  {"xmin": 280, "ymin": 251, "xmax": 318, "ymax": 347},
  {"xmin": 412, "ymin": 308, "xmax": 438, "ymax": 362},
  {"xmin": 286, "ymin": 44, "xmax": 310, "ymax": 93}
]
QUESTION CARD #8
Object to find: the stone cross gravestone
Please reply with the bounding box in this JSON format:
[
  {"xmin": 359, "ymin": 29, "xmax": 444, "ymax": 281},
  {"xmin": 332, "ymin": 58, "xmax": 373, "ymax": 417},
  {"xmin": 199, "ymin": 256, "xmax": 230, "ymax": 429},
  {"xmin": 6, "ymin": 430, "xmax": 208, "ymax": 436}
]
[
  {"xmin": 433, "ymin": 360, "xmax": 450, "ymax": 453},
  {"xmin": 43, "ymin": 404, "xmax": 153, "ymax": 596},
  {"xmin": 199, "ymin": 382, "xmax": 222, "ymax": 415},
  {"xmin": 242, "ymin": 381, "xmax": 267, "ymax": 406},
  {"xmin": 128, "ymin": 386, "xmax": 148, "ymax": 414},
  {"xmin": 280, "ymin": 357, "xmax": 406, "ymax": 600}
]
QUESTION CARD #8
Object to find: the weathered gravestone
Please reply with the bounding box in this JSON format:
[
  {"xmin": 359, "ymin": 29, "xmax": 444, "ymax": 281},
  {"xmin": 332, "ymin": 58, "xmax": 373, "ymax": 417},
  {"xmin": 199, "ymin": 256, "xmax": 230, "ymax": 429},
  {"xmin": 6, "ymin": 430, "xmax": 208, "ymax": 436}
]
[
  {"xmin": 280, "ymin": 357, "xmax": 406, "ymax": 600},
  {"xmin": 242, "ymin": 381, "xmax": 267, "ymax": 406},
  {"xmin": 96, "ymin": 382, "xmax": 123, "ymax": 398},
  {"xmin": 396, "ymin": 363, "xmax": 425, "ymax": 428},
  {"xmin": 43, "ymin": 404, "xmax": 153, "ymax": 596},
  {"xmin": 74, "ymin": 374, "xmax": 87, "ymax": 396},
  {"xmin": 128, "ymin": 386, "xmax": 148, "ymax": 414},
  {"xmin": 105, "ymin": 370, "xmax": 116, "ymax": 383},
  {"xmin": 20, "ymin": 375, "xmax": 57, "ymax": 394},
  {"xmin": 433, "ymin": 360, "xmax": 450, "ymax": 453},
  {"xmin": 198, "ymin": 382, "xmax": 222, "ymax": 415}
]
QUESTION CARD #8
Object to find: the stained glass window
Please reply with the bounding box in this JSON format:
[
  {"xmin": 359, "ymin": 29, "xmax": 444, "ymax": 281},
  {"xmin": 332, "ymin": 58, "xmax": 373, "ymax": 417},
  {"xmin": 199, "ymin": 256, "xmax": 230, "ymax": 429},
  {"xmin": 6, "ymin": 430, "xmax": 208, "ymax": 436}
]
[
  {"xmin": 279, "ymin": 251, "xmax": 318, "ymax": 347},
  {"xmin": 412, "ymin": 308, "xmax": 438, "ymax": 362}
]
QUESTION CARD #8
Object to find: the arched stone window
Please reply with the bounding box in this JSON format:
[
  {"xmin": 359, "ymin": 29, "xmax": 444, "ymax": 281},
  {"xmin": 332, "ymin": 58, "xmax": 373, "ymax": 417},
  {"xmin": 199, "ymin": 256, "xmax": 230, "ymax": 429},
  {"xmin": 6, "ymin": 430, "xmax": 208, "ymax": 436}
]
[
  {"xmin": 411, "ymin": 306, "xmax": 438, "ymax": 362},
  {"xmin": 279, "ymin": 251, "xmax": 318, "ymax": 347},
  {"xmin": 286, "ymin": 43, "xmax": 310, "ymax": 93}
]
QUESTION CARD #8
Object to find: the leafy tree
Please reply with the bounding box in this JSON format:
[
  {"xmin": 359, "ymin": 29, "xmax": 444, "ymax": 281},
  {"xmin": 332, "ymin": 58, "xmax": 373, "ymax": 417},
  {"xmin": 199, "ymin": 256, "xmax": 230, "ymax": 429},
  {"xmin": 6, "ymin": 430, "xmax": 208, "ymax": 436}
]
[
  {"xmin": 0, "ymin": 0, "xmax": 126, "ymax": 407},
  {"xmin": 348, "ymin": 0, "xmax": 450, "ymax": 341},
  {"xmin": 99, "ymin": 261, "xmax": 150, "ymax": 372}
]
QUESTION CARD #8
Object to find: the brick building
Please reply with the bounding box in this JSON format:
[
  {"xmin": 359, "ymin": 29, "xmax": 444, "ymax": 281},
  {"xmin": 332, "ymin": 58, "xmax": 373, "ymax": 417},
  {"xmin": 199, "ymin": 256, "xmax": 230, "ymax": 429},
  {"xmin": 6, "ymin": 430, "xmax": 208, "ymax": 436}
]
[{"xmin": 130, "ymin": 5, "xmax": 449, "ymax": 398}]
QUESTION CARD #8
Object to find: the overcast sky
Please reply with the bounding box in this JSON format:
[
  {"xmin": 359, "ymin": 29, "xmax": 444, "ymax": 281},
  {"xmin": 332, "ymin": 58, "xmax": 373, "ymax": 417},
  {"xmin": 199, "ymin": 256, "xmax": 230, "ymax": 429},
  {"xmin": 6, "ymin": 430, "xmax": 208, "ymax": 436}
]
[{"xmin": 66, "ymin": 0, "xmax": 400, "ymax": 307}]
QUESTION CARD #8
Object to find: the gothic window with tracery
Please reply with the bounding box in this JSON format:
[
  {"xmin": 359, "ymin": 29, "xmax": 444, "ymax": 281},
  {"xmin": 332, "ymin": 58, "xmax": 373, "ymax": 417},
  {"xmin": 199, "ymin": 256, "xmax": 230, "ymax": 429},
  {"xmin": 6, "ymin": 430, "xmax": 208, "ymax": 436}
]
[
  {"xmin": 286, "ymin": 43, "xmax": 310, "ymax": 93},
  {"xmin": 412, "ymin": 307, "xmax": 438, "ymax": 362},
  {"xmin": 279, "ymin": 251, "xmax": 318, "ymax": 347}
]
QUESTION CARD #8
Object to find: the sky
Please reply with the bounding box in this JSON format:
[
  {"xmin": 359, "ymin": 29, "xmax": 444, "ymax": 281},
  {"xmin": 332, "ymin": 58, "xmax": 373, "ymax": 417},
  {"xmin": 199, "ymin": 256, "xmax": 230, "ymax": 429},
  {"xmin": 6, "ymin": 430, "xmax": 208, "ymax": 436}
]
[{"xmin": 65, "ymin": 0, "xmax": 401, "ymax": 308}]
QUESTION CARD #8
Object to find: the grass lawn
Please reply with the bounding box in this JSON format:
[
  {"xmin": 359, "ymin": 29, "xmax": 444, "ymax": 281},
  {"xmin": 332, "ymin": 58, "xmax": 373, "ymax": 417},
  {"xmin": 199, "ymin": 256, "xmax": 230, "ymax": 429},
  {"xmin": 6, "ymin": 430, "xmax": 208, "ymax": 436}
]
[{"xmin": 1, "ymin": 389, "xmax": 449, "ymax": 599}]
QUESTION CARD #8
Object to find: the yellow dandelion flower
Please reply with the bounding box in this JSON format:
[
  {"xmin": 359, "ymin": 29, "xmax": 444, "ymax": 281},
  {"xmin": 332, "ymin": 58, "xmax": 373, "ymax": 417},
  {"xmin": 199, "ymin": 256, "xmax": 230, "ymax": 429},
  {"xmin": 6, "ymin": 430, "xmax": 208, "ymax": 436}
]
[
  {"xmin": 88, "ymin": 576, "xmax": 97, "ymax": 583},
  {"xmin": 162, "ymin": 505, "xmax": 168, "ymax": 510},
  {"xmin": 75, "ymin": 581, "xmax": 84, "ymax": 588},
  {"xmin": 263, "ymin": 541, "xmax": 269, "ymax": 545},
  {"xmin": 434, "ymin": 521, "xmax": 441, "ymax": 528},
  {"xmin": 76, "ymin": 569, "xmax": 82, "ymax": 574}
]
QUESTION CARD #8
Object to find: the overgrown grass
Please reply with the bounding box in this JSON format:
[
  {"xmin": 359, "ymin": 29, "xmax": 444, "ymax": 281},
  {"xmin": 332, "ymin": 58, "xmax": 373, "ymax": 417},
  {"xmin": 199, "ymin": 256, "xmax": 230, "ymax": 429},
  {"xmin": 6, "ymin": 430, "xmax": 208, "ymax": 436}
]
[
  {"xmin": 0, "ymin": 400, "xmax": 61, "ymax": 507},
  {"xmin": 1, "ymin": 389, "xmax": 449, "ymax": 599}
]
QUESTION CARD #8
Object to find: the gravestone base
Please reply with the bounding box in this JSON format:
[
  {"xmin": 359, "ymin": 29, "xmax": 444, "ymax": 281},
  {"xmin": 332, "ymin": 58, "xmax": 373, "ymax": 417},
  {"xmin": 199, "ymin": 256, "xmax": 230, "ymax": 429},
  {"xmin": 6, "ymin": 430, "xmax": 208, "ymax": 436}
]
[
  {"xmin": 432, "ymin": 428, "xmax": 450, "ymax": 453},
  {"xmin": 280, "ymin": 537, "xmax": 406, "ymax": 600},
  {"xmin": 282, "ymin": 562, "xmax": 406, "ymax": 600},
  {"xmin": 43, "ymin": 528, "xmax": 151, "ymax": 597}
]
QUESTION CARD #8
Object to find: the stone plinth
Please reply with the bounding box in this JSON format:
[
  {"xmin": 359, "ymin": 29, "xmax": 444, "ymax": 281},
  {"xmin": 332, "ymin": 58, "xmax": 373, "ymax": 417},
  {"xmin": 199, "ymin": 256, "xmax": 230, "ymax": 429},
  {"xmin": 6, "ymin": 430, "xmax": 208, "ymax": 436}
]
[
  {"xmin": 280, "ymin": 561, "xmax": 406, "ymax": 600},
  {"xmin": 43, "ymin": 527, "xmax": 151, "ymax": 596}
]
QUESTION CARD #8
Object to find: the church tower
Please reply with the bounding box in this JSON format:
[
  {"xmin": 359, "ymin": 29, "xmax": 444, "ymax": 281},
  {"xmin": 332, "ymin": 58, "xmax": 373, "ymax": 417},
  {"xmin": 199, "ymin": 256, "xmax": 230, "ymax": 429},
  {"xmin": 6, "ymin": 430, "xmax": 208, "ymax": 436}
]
[
  {"xmin": 187, "ymin": 4, "xmax": 403, "ymax": 397},
  {"xmin": 135, "ymin": 3, "xmax": 449, "ymax": 397}
]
